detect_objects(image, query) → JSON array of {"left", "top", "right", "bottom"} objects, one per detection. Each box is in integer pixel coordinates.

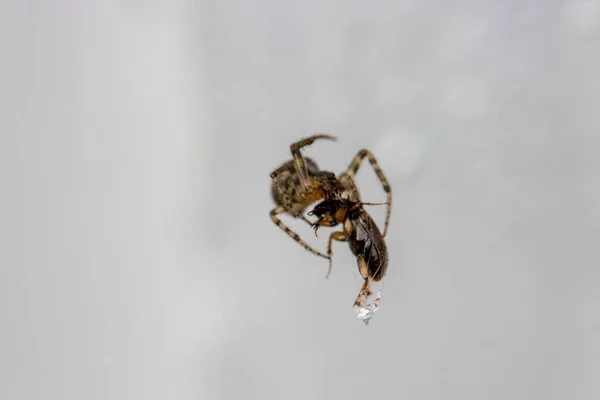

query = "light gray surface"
[{"left": 2, "top": 1, "right": 600, "bottom": 399}]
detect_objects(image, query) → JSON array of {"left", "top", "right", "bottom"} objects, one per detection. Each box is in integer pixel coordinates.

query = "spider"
[{"left": 269, "top": 135, "right": 392, "bottom": 315}]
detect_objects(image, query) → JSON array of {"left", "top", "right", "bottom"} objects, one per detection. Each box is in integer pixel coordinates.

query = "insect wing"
[{"left": 355, "top": 213, "right": 387, "bottom": 280}]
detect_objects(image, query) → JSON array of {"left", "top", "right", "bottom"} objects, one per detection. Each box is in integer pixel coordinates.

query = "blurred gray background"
[{"left": 2, "top": 1, "right": 600, "bottom": 399}]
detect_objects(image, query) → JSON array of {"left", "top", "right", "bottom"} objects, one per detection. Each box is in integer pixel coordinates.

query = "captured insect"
[{"left": 269, "top": 135, "right": 392, "bottom": 325}]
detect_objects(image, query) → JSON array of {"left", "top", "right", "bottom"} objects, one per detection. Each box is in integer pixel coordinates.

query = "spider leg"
[
  {"left": 339, "top": 173, "right": 360, "bottom": 202},
  {"left": 289, "top": 134, "right": 337, "bottom": 193},
  {"left": 270, "top": 206, "right": 329, "bottom": 259},
  {"left": 345, "top": 149, "right": 392, "bottom": 237},
  {"left": 326, "top": 230, "right": 348, "bottom": 279}
]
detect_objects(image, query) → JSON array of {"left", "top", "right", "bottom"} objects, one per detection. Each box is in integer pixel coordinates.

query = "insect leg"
[
  {"left": 345, "top": 149, "right": 392, "bottom": 237},
  {"left": 326, "top": 230, "right": 348, "bottom": 279},
  {"left": 355, "top": 255, "right": 384, "bottom": 306},
  {"left": 270, "top": 206, "right": 329, "bottom": 259},
  {"left": 354, "top": 275, "right": 372, "bottom": 307}
]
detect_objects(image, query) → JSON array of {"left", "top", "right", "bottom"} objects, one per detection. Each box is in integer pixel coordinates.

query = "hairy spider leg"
[
  {"left": 344, "top": 149, "right": 392, "bottom": 237},
  {"left": 339, "top": 173, "right": 361, "bottom": 202},
  {"left": 289, "top": 134, "right": 337, "bottom": 193},
  {"left": 270, "top": 205, "right": 329, "bottom": 259}
]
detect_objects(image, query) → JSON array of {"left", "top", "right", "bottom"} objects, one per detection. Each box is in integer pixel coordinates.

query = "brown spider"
[{"left": 269, "top": 135, "right": 392, "bottom": 316}]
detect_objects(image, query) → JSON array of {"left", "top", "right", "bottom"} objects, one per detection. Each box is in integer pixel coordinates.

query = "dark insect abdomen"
[{"left": 349, "top": 211, "right": 388, "bottom": 281}]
